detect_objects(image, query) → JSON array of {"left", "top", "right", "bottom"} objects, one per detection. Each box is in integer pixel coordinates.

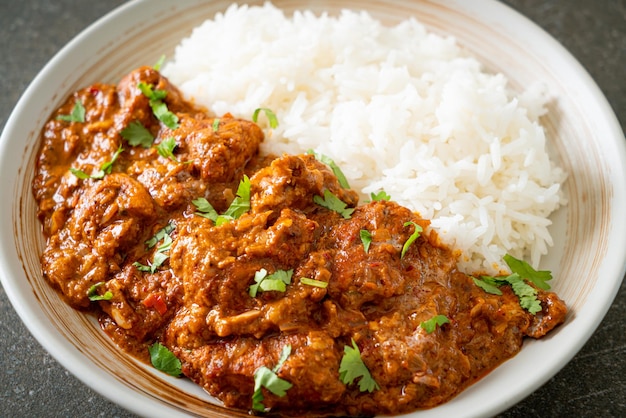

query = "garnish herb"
[
  {"left": 70, "top": 145, "right": 123, "bottom": 179},
  {"left": 252, "top": 107, "right": 279, "bottom": 129},
  {"left": 153, "top": 54, "right": 166, "bottom": 71},
  {"left": 192, "top": 176, "right": 251, "bottom": 225},
  {"left": 219, "top": 175, "right": 252, "bottom": 222},
  {"left": 504, "top": 253, "right": 552, "bottom": 290},
  {"left": 370, "top": 190, "right": 391, "bottom": 202},
  {"left": 156, "top": 137, "right": 179, "bottom": 162},
  {"left": 87, "top": 282, "right": 112, "bottom": 301},
  {"left": 57, "top": 99, "right": 85, "bottom": 123},
  {"left": 192, "top": 197, "right": 219, "bottom": 222},
  {"left": 313, "top": 189, "right": 354, "bottom": 219},
  {"left": 420, "top": 314, "right": 450, "bottom": 334},
  {"left": 252, "top": 345, "right": 293, "bottom": 412},
  {"left": 360, "top": 229, "right": 372, "bottom": 253},
  {"left": 145, "top": 222, "right": 176, "bottom": 249},
  {"left": 472, "top": 276, "right": 502, "bottom": 295},
  {"left": 339, "top": 339, "right": 379, "bottom": 393},
  {"left": 137, "top": 81, "right": 179, "bottom": 129},
  {"left": 300, "top": 277, "right": 328, "bottom": 289},
  {"left": 472, "top": 254, "right": 551, "bottom": 315},
  {"left": 307, "top": 150, "right": 350, "bottom": 189},
  {"left": 249, "top": 268, "right": 293, "bottom": 297},
  {"left": 148, "top": 342, "right": 182, "bottom": 377},
  {"left": 401, "top": 221, "right": 423, "bottom": 259},
  {"left": 134, "top": 226, "right": 174, "bottom": 273},
  {"left": 120, "top": 120, "right": 154, "bottom": 148},
  {"left": 212, "top": 118, "right": 220, "bottom": 132}
]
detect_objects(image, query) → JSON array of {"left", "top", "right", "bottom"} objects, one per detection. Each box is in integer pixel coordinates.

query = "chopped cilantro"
[
  {"left": 57, "top": 99, "right": 85, "bottom": 123},
  {"left": 360, "top": 229, "right": 372, "bottom": 253},
  {"left": 420, "top": 314, "right": 450, "bottom": 334},
  {"left": 401, "top": 221, "right": 423, "bottom": 259},
  {"left": 192, "top": 176, "right": 251, "bottom": 225},
  {"left": 138, "top": 82, "right": 167, "bottom": 101},
  {"left": 153, "top": 54, "right": 166, "bottom": 71},
  {"left": 252, "top": 345, "right": 292, "bottom": 412},
  {"left": 249, "top": 268, "right": 293, "bottom": 297},
  {"left": 252, "top": 107, "right": 279, "bottom": 129},
  {"left": 221, "top": 175, "right": 251, "bottom": 220},
  {"left": 300, "top": 277, "right": 328, "bottom": 289},
  {"left": 508, "top": 273, "right": 542, "bottom": 314},
  {"left": 120, "top": 120, "right": 154, "bottom": 148},
  {"left": 192, "top": 197, "right": 219, "bottom": 222},
  {"left": 307, "top": 150, "right": 350, "bottom": 189},
  {"left": 69, "top": 167, "right": 91, "bottom": 179},
  {"left": 137, "top": 82, "right": 179, "bottom": 129},
  {"left": 70, "top": 145, "right": 123, "bottom": 180},
  {"left": 370, "top": 190, "right": 391, "bottom": 201},
  {"left": 339, "top": 339, "right": 379, "bottom": 393},
  {"left": 156, "top": 137, "right": 178, "bottom": 161},
  {"left": 472, "top": 276, "right": 503, "bottom": 295},
  {"left": 472, "top": 253, "right": 550, "bottom": 315},
  {"left": 134, "top": 228, "right": 174, "bottom": 273},
  {"left": 148, "top": 343, "right": 182, "bottom": 377},
  {"left": 87, "top": 282, "right": 112, "bottom": 301},
  {"left": 212, "top": 118, "right": 220, "bottom": 132},
  {"left": 313, "top": 189, "right": 354, "bottom": 219},
  {"left": 145, "top": 222, "right": 175, "bottom": 249},
  {"left": 504, "top": 253, "right": 552, "bottom": 290}
]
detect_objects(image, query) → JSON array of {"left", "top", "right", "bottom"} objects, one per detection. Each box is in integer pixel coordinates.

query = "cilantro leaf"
[
  {"left": 97, "top": 145, "right": 124, "bottom": 177},
  {"left": 401, "top": 221, "right": 423, "bottom": 259},
  {"left": 471, "top": 253, "right": 552, "bottom": 315},
  {"left": 57, "top": 99, "right": 85, "bottom": 123},
  {"left": 339, "top": 339, "right": 379, "bottom": 393},
  {"left": 148, "top": 343, "right": 182, "bottom": 377},
  {"left": 252, "top": 345, "right": 293, "bottom": 412},
  {"left": 472, "top": 276, "right": 503, "bottom": 295},
  {"left": 87, "top": 282, "right": 112, "bottom": 301},
  {"left": 153, "top": 54, "right": 166, "bottom": 71},
  {"left": 222, "top": 175, "right": 251, "bottom": 219},
  {"left": 120, "top": 120, "right": 154, "bottom": 148},
  {"left": 504, "top": 253, "right": 552, "bottom": 290},
  {"left": 507, "top": 273, "right": 542, "bottom": 314},
  {"left": 156, "top": 137, "right": 178, "bottom": 161},
  {"left": 70, "top": 145, "right": 123, "bottom": 180},
  {"left": 138, "top": 82, "right": 167, "bottom": 101},
  {"left": 249, "top": 268, "right": 293, "bottom": 297},
  {"left": 370, "top": 190, "right": 391, "bottom": 201},
  {"left": 300, "top": 277, "right": 328, "bottom": 289},
  {"left": 420, "top": 314, "right": 450, "bottom": 334},
  {"left": 212, "top": 118, "right": 220, "bottom": 132},
  {"left": 192, "top": 198, "right": 219, "bottom": 222},
  {"left": 360, "top": 229, "right": 372, "bottom": 253},
  {"left": 69, "top": 167, "right": 91, "bottom": 179},
  {"left": 134, "top": 228, "right": 174, "bottom": 273},
  {"left": 314, "top": 189, "right": 354, "bottom": 219},
  {"left": 151, "top": 100, "right": 180, "bottom": 129},
  {"left": 307, "top": 149, "right": 350, "bottom": 189},
  {"left": 252, "top": 107, "right": 279, "bottom": 129},
  {"left": 137, "top": 82, "right": 179, "bottom": 129},
  {"left": 145, "top": 222, "right": 175, "bottom": 249}
]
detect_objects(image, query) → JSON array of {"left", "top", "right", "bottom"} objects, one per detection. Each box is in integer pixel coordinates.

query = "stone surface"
[{"left": 1, "top": 0, "right": 624, "bottom": 417}]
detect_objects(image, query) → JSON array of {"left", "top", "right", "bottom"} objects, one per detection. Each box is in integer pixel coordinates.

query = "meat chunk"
[{"left": 42, "top": 173, "right": 156, "bottom": 308}]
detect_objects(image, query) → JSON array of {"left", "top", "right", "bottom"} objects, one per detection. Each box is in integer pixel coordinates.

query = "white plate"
[{"left": 1, "top": 0, "right": 625, "bottom": 417}]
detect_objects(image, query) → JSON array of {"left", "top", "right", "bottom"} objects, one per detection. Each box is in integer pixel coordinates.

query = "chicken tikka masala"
[{"left": 32, "top": 66, "right": 566, "bottom": 416}]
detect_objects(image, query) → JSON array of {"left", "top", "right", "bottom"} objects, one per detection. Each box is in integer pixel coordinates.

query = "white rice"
[{"left": 162, "top": 2, "right": 567, "bottom": 275}]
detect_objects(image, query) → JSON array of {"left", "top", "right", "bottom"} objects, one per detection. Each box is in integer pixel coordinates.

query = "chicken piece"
[{"left": 41, "top": 173, "right": 157, "bottom": 308}]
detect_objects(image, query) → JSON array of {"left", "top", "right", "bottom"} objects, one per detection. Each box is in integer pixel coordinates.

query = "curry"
[{"left": 33, "top": 66, "right": 566, "bottom": 416}]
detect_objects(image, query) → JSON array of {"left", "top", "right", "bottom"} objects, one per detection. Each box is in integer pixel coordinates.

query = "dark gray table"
[{"left": 1, "top": 1, "right": 624, "bottom": 417}]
